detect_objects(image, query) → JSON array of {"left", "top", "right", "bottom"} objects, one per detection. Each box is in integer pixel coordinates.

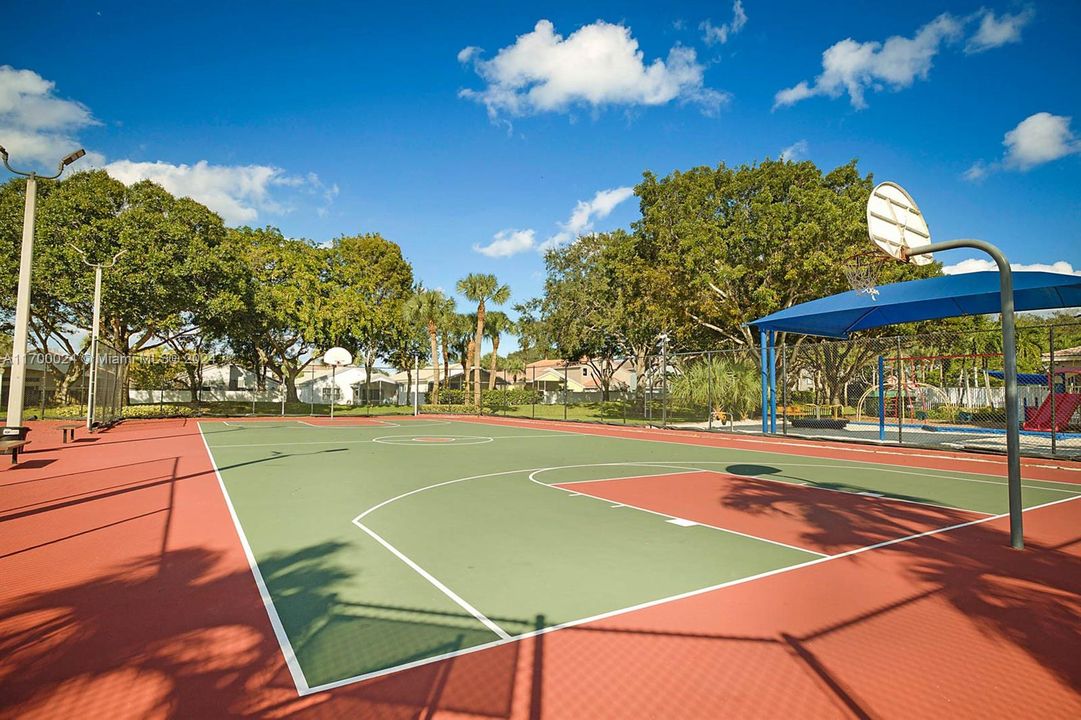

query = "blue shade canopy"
[
  {"left": 750, "top": 271, "right": 1081, "bottom": 339},
  {"left": 986, "top": 371, "right": 1065, "bottom": 385}
]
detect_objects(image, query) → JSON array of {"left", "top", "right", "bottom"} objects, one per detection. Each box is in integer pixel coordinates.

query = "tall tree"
[
  {"left": 483, "top": 310, "right": 515, "bottom": 389},
  {"left": 327, "top": 233, "right": 414, "bottom": 399},
  {"left": 634, "top": 158, "right": 937, "bottom": 350},
  {"left": 446, "top": 312, "right": 475, "bottom": 391},
  {"left": 1, "top": 170, "right": 238, "bottom": 401},
  {"left": 224, "top": 227, "right": 329, "bottom": 401},
  {"left": 456, "top": 273, "right": 510, "bottom": 405},
  {"left": 540, "top": 230, "right": 672, "bottom": 400},
  {"left": 403, "top": 288, "right": 453, "bottom": 403}
]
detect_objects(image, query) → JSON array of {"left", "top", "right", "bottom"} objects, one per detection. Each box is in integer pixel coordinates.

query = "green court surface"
[{"left": 197, "top": 418, "right": 1081, "bottom": 693}]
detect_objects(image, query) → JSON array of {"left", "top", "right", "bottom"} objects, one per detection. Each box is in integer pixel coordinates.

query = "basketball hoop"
[{"left": 842, "top": 249, "right": 889, "bottom": 300}]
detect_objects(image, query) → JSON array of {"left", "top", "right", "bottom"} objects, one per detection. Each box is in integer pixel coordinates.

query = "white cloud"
[
  {"left": 459, "top": 20, "right": 728, "bottom": 119},
  {"left": 779, "top": 140, "right": 808, "bottom": 161},
  {"left": 101, "top": 160, "right": 332, "bottom": 225},
  {"left": 942, "top": 258, "right": 1081, "bottom": 276},
  {"left": 774, "top": 13, "right": 963, "bottom": 109},
  {"left": 473, "top": 228, "right": 536, "bottom": 258},
  {"left": 1003, "top": 112, "right": 1080, "bottom": 170},
  {"left": 965, "top": 112, "right": 1081, "bottom": 180},
  {"left": 539, "top": 186, "right": 634, "bottom": 252},
  {"left": 963, "top": 160, "right": 991, "bottom": 182},
  {"left": 700, "top": 1, "right": 748, "bottom": 46},
  {"left": 457, "top": 46, "right": 482, "bottom": 63},
  {"left": 0, "top": 66, "right": 335, "bottom": 225},
  {"left": 0, "top": 65, "right": 102, "bottom": 168},
  {"left": 965, "top": 7, "right": 1034, "bottom": 54}
]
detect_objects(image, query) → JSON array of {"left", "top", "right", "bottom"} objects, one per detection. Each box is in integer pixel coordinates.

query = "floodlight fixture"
[{"left": 61, "top": 148, "right": 87, "bottom": 166}]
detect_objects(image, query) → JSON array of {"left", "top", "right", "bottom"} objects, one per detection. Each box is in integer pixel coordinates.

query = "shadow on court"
[{"left": 717, "top": 462, "right": 983, "bottom": 553}]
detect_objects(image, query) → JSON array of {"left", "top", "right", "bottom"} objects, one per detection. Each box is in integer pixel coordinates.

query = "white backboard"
[
  {"left": 323, "top": 346, "right": 353, "bottom": 366},
  {"left": 867, "top": 182, "right": 933, "bottom": 265}
]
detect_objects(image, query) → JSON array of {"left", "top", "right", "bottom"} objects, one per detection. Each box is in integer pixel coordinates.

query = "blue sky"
[{"left": 5, "top": 1, "right": 1080, "bottom": 351}]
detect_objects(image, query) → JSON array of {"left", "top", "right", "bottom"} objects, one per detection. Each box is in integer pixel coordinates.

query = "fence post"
[
  {"left": 781, "top": 344, "right": 788, "bottom": 435},
  {"left": 41, "top": 367, "right": 48, "bottom": 419},
  {"left": 563, "top": 363, "right": 568, "bottom": 421},
  {"left": 878, "top": 355, "right": 886, "bottom": 442},
  {"left": 1049, "top": 325, "right": 1056, "bottom": 455},
  {"left": 896, "top": 338, "right": 903, "bottom": 445},
  {"left": 309, "top": 364, "right": 315, "bottom": 416},
  {"left": 660, "top": 339, "right": 668, "bottom": 429},
  {"left": 707, "top": 350, "right": 713, "bottom": 431},
  {"left": 531, "top": 365, "right": 536, "bottom": 419}
]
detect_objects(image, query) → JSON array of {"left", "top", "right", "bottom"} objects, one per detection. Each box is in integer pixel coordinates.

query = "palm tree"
[
  {"left": 483, "top": 311, "right": 515, "bottom": 390},
  {"left": 438, "top": 298, "right": 458, "bottom": 388},
  {"left": 403, "top": 288, "right": 453, "bottom": 404},
  {"left": 456, "top": 273, "right": 511, "bottom": 405},
  {"left": 447, "top": 312, "right": 475, "bottom": 393}
]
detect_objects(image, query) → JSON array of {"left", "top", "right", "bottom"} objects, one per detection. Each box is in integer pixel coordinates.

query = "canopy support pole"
[
  {"left": 906, "top": 239, "right": 1023, "bottom": 549},
  {"left": 768, "top": 331, "right": 777, "bottom": 433},
  {"left": 760, "top": 330, "right": 768, "bottom": 434},
  {"left": 878, "top": 355, "right": 885, "bottom": 441}
]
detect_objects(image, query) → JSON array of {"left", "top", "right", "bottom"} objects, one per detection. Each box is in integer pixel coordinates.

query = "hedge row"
[{"left": 435, "top": 388, "right": 543, "bottom": 407}]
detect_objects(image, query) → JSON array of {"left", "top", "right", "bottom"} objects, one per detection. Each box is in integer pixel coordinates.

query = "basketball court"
[{"left": 5, "top": 414, "right": 1079, "bottom": 717}]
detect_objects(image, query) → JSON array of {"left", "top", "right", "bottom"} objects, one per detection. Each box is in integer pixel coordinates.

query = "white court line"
[
  {"left": 457, "top": 416, "right": 1081, "bottom": 491},
  {"left": 538, "top": 462, "right": 997, "bottom": 517},
  {"left": 528, "top": 466, "right": 828, "bottom": 557},
  {"left": 308, "top": 489, "right": 1081, "bottom": 696},
  {"left": 197, "top": 424, "right": 310, "bottom": 695},
  {"left": 452, "top": 415, "right": 1081, "bottom": 475},
  {"left": 695, "top": 465, "right": 995, "bottom": 516},
  {"left": 351, "top": 520, "right": 511, "bottom": 641},
  {"left": 213, "top": 433, "right": 589, "bottom": 449}
]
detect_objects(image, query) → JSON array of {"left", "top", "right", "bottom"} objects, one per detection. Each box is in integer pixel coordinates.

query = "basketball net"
[{"left": 843, "top": 250, "right": 887, "bottom": 300}]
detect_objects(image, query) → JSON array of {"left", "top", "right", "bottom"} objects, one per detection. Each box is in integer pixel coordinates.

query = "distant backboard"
[{"left": 323, "top": 347, "right": 353, "bottom": 366}]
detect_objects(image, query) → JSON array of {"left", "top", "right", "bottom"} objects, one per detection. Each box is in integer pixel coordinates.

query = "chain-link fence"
[
  {"left": 5, "top": 322, "right": 1078, "bottom": 455},
  {"left": 768, "top": 323, "right": 1081, "bottom": 458},
  {"left": 451, "top": 322, "right": 1081, "bottom": 460}
]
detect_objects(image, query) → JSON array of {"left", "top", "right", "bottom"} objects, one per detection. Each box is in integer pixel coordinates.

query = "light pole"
[
  {"left": 70, "top": 245, "right": 126, "bottom": 430},
  {"left": 1, "top": 146, "right": 86, "bottom": 436},
  {"left": 659, "top": 333, "right": 669, "bottom": 428}
]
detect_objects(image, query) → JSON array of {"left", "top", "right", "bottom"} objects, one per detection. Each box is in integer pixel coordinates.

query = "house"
[
  {"left": 199, "top": 363, "right": 281, "bottom": 392},
  {"left": 295, "top": 364, "right": 398, "bottom": 405},
  {"left": 390, "top": 365, "right": 511, "bottom": 404},
  {"left": 524, "top": 359, "right": 636, "bottom": 404}
]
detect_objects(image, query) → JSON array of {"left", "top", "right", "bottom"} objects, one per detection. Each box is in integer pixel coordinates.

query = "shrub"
[
  {"left": 480, "top": 388, "right": 542, "bottom": 410},
  {"left": 436, "top": 387, "right": 542, "bottom": 408},
  {"left": 122, "top": 404, "right": 196, "bottom": 419},
  {"left": 421, "top": 404, "right": 477, "bottom": 415},
  {"left": 436, "top": 389, "right": 467, "bottom": 405}
]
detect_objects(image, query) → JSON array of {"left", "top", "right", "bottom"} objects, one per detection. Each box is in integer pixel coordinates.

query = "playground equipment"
[
  {"left": 855, "top": 374, "right": 950, "bottom": 423},
  {"left": 1023, "top": 393, "right": 1081, "bottom": 431}
]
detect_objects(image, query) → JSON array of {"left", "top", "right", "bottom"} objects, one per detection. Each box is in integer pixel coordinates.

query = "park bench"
[
  {"left": 0, "top": 439, "right": 29, "bottom": 465},
  {"left": 59, "top": 423, "right": 80, "bottom": 443}
]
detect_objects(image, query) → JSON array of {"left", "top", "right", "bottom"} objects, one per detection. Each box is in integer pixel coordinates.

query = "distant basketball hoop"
[{"left": 322, "top": 347, "right": 352, "bottom": 420}]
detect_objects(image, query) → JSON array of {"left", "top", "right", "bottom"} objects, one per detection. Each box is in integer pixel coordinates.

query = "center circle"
[{"left": 372, "top": 434, "right": 494, "bottom": 446}]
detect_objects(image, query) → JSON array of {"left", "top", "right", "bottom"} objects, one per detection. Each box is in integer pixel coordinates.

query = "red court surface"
[
  {"left": 554, "top": 470, "right": 988, "bottom": 555},
  {"left": 1, "top": 417, "right": 1080, "bottom": 719}
]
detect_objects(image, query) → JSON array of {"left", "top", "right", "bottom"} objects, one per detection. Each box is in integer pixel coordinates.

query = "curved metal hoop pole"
[{"left": 904, "top": 238, "right": 1023, "bottom": 549}]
